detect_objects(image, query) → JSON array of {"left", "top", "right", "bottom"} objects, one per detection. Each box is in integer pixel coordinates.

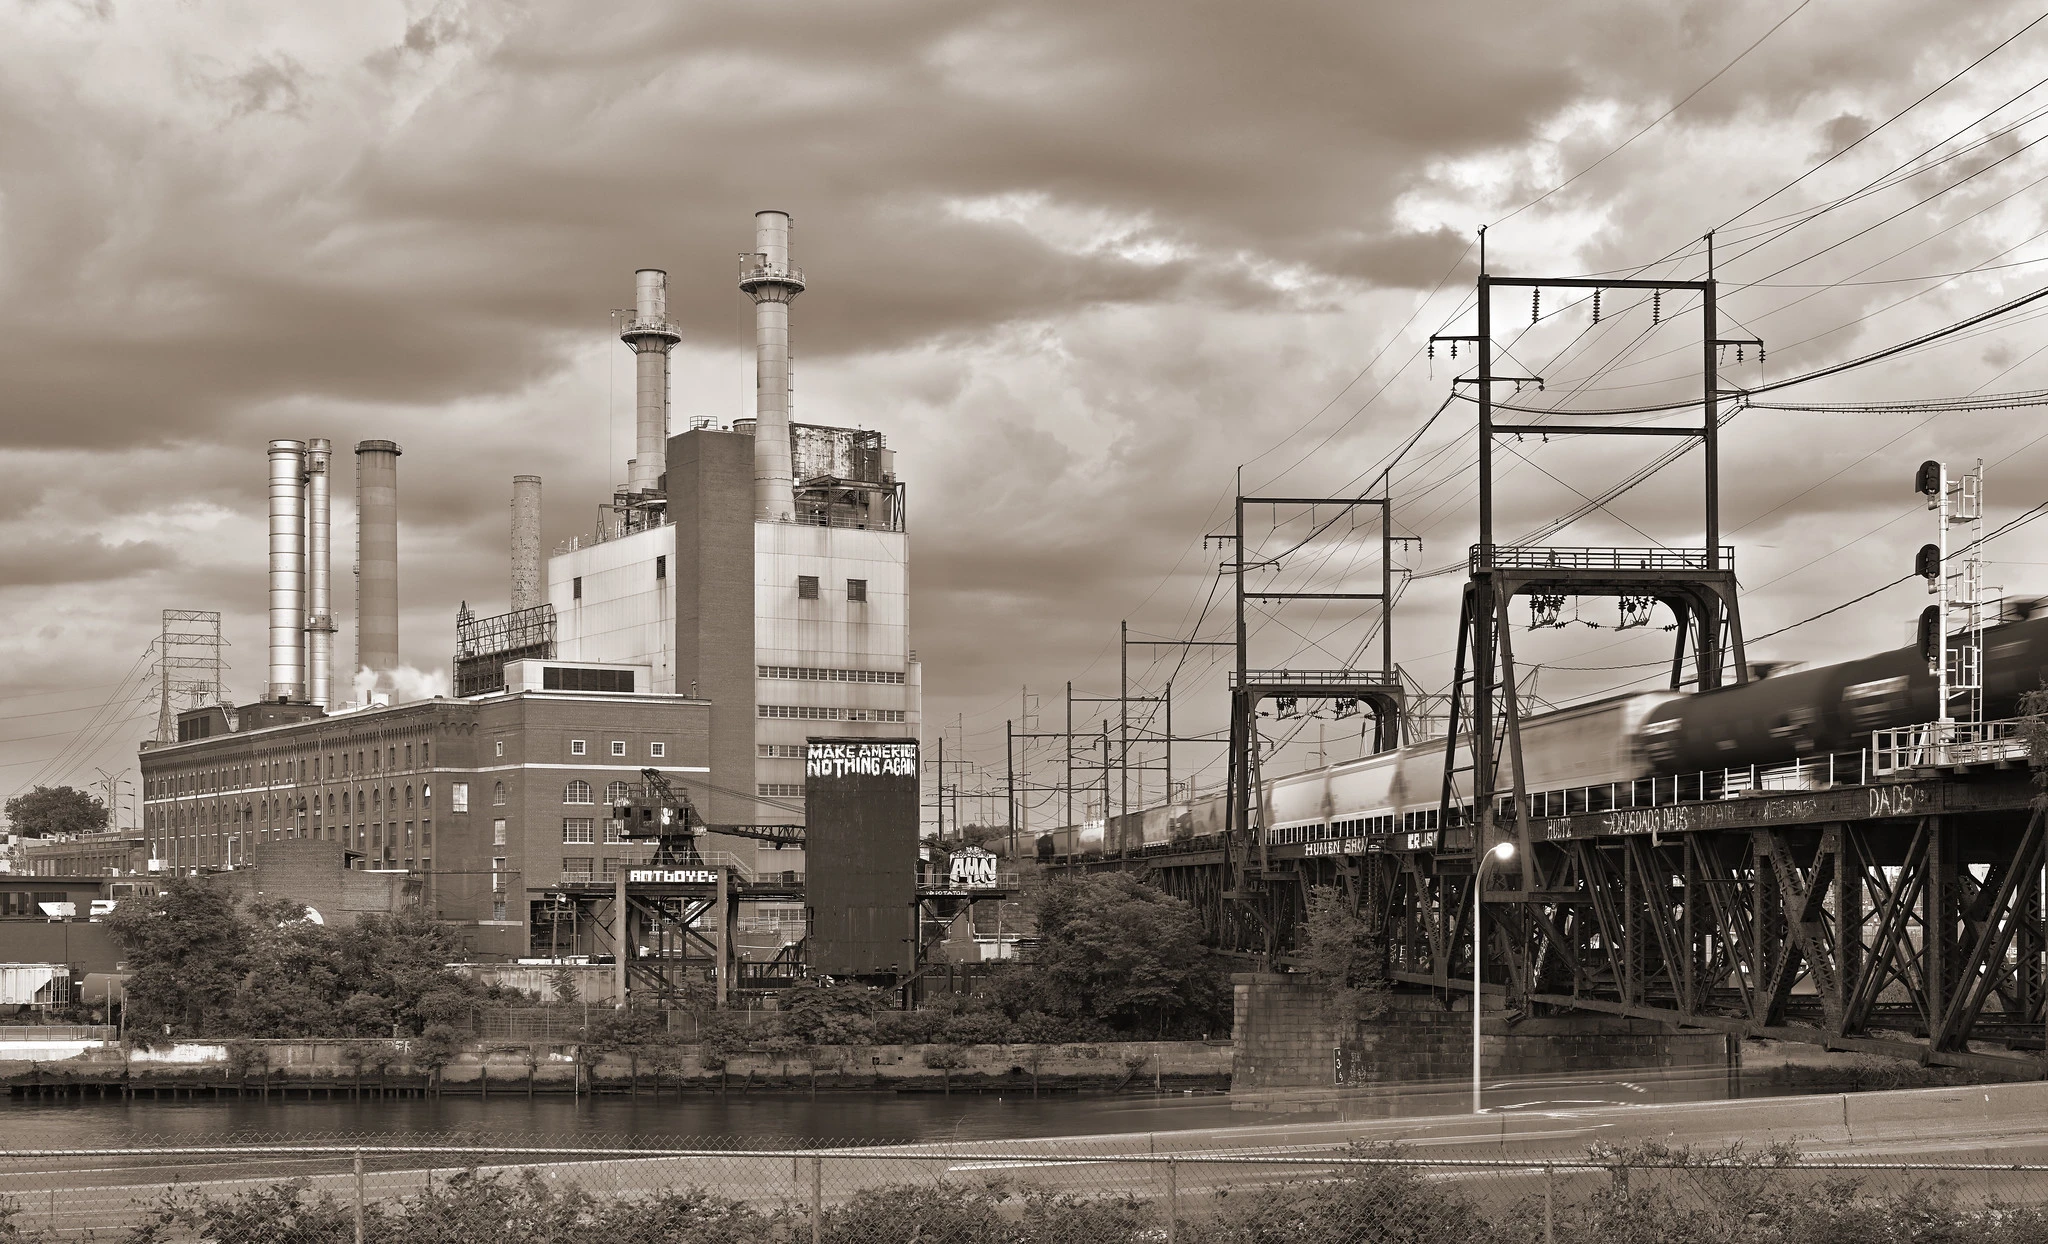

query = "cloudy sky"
[{"left": 5, "top": 0, "right": 2048, "bottom": 828}]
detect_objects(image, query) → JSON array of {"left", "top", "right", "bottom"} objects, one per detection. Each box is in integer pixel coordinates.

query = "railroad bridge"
[{"left": 1070, "top": 742, "right": 2048, "bottom": 1076}]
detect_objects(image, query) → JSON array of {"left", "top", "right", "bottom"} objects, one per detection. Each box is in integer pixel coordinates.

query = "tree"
[
  {"left": 1298, "top": 884, "right": 1390, "bottom": 1028},
  {"left": 103, "top": 879, "right": 251, "bottom": 1043},
  {"left": 4, "top": 785, "right": 108, "bottom": 838},
  {"left": 1028, "top": 874, "right": 1228, "bottom": 1037}
]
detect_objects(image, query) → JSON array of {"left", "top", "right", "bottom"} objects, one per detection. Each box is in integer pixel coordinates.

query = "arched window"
[
  {"left": 373, "top": 789, "right": 382, "bottom": 812},
  {"left": 605, "top": 781, "right": 630, "bottom": 804},
  {"left": 492, "top": 781, "right": 507, "bottom": 807},
  {"left": 405, "top": 785, "right": 415, "bottom": 810},
  {"left": 564, "top": 780, "right": 593, "bottom": 805},
  {"left": 342, "top": 791, "right": 351, "bottom": 814}
]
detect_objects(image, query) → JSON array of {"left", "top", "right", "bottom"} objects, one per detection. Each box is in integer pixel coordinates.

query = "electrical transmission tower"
[{"left": 155, "top": 610, "right": 227, "bottom": 742}]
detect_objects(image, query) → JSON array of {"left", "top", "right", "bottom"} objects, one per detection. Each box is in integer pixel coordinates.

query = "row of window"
[
  {"left": 757, "top": 665, "right": 904, "bottom": 684},
  {"left": 563, "top": 739, "right": 666, "bottom": 758},
  {"left": 149, "top": 742, "right": 429, "bottom": 799},
  {"left": 147, "top": 782, "right": 436, "bottom": 831},
  {"left": 561, "top": 780, "right": 640, "bottom": 806},
  {"left": 795, "top": 576, "right": 868, "bottom": 602},
  {"left": 758, "top": 743, "right": 807, "bottom": 758},
  {"left": 758, "top": 705, "right": 906, "bottom": 722},
  {"left": 758, "top": 783, "right": 805, "bottom": 797}
]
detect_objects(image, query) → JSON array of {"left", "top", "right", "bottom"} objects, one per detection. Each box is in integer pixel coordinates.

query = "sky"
[{"left": 4, "top": 0, "right": 2048, "bottom": 830}]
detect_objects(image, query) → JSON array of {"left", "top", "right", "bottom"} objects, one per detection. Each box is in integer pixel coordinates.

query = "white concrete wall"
[
  {"left": 753, "top": 523, "right": 916, "bottom": 854},
  {"left": 548, "top": 526, "right": 676, "bottom": 693}
]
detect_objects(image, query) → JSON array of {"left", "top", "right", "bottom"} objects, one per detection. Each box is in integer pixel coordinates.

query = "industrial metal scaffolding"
[{"left": 154, "top": 609, "right": 226, "bottom": 742}]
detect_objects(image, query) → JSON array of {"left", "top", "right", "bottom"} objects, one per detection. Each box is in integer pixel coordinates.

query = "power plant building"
[
  {"left": 547, "top": 211, "right": 922, "bottom": 873},
  {"left": 137, "top": 210, "right": 919, "bottom": 965}
]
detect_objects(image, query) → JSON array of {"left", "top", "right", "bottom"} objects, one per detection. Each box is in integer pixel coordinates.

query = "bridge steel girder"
[{"left": 1074, "top": 792, "right": 2048, "bottom": 1074}]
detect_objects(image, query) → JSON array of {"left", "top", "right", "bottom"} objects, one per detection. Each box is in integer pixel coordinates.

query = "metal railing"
[
  {"left": 1470, "top": 544, "right": 1735, "bottom": 573},
  {"left": 4, "top": 1138, "right": 2047, "bottom": 1243},
  {"left": 738, "top": 259, "right": 805, "bottom": 286},
  {"left": 1872, "top": 715, "right": 2037, "bottom": 775}
]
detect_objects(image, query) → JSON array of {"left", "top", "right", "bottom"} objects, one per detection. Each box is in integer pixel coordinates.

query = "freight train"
[{"left": 1036, "top": 611, "right": 2048, "bottom": 862}]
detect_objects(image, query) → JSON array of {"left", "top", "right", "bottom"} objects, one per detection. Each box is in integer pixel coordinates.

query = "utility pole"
[
  {"left": 1006, "top": 720, "right": 1016, "bottom": 860},
  {"left": 1120, "top": 620, "right": 1130, "bottom": 822},
  {"left": 935, "top": 733, "right": 944, "bottom": 842},
  {"left": 1065, "top": 681, "right": 1074, "bottom": 828}
]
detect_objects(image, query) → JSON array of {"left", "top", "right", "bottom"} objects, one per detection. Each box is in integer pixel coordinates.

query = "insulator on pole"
[{"left": 1592, "top": 289, "right": 1601, "bottom": 323}]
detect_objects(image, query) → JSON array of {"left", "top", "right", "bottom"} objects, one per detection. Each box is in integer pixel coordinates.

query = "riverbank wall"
[
  {"left": 1231, "top": 973, "right": 1735, "bottom": 1107},
  {"left": 1, "top": 1037, "right": 1232, "bottom": 1097}
]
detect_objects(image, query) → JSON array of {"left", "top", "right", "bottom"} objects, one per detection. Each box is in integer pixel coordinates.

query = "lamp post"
[{"left": 1473, "top": 839, "right": 1516, "bottom": 1114}]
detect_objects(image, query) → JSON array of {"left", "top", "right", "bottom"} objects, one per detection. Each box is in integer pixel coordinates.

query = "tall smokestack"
[
  {"left": 621, "top": 270, "right": 681, "bottom": 494},
  {"left": 739, "top": 210, "right": 803, "bottom": 521},
  {"left": 510, "top": 474, "right": 543, "bottom": 612},
  {"left": 266, "top": 439, "right": 307, "bottom": 702},
  {"left": 354, "top": 440, "right": 402, "bottom": 695},
  {"left": 304, "top": 438, "right": 335, "bottom": 708}
]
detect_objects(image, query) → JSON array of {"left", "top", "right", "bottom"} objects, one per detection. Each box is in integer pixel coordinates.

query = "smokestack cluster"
[
  {"left": 355, "top": 440, "right": 403, "bottom": 695},
  {"left": 621, "top": 270, "right": 681, "bottom": 495},
  {"left": 510, "top": 474, "right": 543, "bottom": 612},
  {"left": 264, "top": 438, "right": 339, "bottom": 706},
  {"left": 740, "top": 209, "right": 804, "bottom": 522}
]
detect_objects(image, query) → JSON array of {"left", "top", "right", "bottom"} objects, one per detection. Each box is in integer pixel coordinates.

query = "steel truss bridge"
[{"left": 1071, "top": 757, "right": 2048, "bottom": 1076}]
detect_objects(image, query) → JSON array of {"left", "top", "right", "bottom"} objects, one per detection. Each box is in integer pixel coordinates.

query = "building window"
[
  {"left": 562, "top": 857, "right": 594, "bottom": 883},
  {"left": 564, "top": 781, "right": 593, "bottom": 805},
  {"left": 649, "top": 742, "right": 665, "bottom": 758},
  {"left": 492, "top": 781, "right": 507, "bottom": 806},
  {"left": 563, "top": 819, "right": 595, "bottom": 845},
  {"left": 797, "top": 575, "right": 819, "bottom": 600},
  {"left": 491, "top": 858, "right": 506, "bottom": 892},
  {"left": 602, "top": 857, "right": 624, "bottom": 881},
  {"left": 655, "top": 555, "right": 666, "bottom": 580},
  {"left": 573, "top": 576, "right": 583, "bottom": 601},
  {"left": 759, "top": 743, "right": 806, "bottom": 758},
  {"left": 450, "top": 783, "right": 467, "bottom": 813},
  {"left": 610, "top": 740, "right": 626, "bottom": 757},
  {"left": 405, "top": 745, "right": 413, "bottom": 768},
  {"left": 570, "top": 739, "right": 586, "bottom": 756},
  {"left": 605, "top": 781, "right": 630, "bottom": 804},
  {"left": 494, "top": 740, "right": 505, "bottom": 758},
  {"left": 405, "top": 785, "right": 415, "bottom": 810},
  {"left": 758, "top": 783, "right": 805, "bottom": 798},
  {"left": 493, "top": 900, "right": 508, "bottom": 920},
  {"left": 493, "top": 819, "right": 507, "bottom": 846},
  {"left": 758, "top": 665, "right": 905, "bottom": 684},
  {"left": 847, "top": 578, "right": 867, "bottom": 603}
]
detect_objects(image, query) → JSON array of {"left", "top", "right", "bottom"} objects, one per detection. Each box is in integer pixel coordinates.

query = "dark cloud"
[
  {"left": 0, "top": 535, "right": 175, "bottom": 587},
  {"left": 2, "top": 0, "right": 2046, "bottom": 794}
]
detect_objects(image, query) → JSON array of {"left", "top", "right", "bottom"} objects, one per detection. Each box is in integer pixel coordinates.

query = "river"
[{"left": 7, "top": 1064, "right": 1827, "bottom": 1149}]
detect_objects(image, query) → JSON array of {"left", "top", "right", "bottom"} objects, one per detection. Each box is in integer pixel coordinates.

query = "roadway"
[{"left": 8, "top": 1079, "right": 2048, "bottom": 1236}]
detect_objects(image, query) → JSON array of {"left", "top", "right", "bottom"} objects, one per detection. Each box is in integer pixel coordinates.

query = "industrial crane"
[{"left": 612, "top": 768, "right": 806, "bottom": 865}]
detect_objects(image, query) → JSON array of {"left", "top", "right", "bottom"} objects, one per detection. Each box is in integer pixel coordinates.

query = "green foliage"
[
  {"left": 105, "top": 878, "right": 501, "bottom": 1042},
  {"left": 1025, "top": 873, "right": 1229, "bottom": 1037},
  {"left": 103, "top": 878, "right": 251, "bottom": 1043},
  {"left": 2, "top": 784, "right": 107, "bottom": 839},
  {"left": 549, "top": 965, "right": 581, "bottom": 1004},
  {"left": 1297, "top": 884, "right": 1390, "bottom": 1028}
]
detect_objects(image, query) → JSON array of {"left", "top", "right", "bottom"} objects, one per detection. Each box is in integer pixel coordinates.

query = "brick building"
[{"left": 138, "top": 659, "right": 714, "bottom": 956}]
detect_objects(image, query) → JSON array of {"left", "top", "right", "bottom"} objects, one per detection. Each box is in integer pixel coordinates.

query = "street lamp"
[{"left": 1474, "top": 838, "right": 1516, "bottom": 1114}]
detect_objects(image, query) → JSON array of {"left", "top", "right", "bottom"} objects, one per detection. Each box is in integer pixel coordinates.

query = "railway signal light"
[
  {"left": 1915, "top": 460, "right": 1944, "bottom": 501},
  {"left": 1917, "top": 605, "right": 1942, "bottom": 668},
  {"left": 1916, "top": 543, "right": 1941, "bottom": 591}
]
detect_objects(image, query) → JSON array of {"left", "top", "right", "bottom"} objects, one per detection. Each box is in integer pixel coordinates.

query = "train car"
[{"left": 1640, "top": 614, "right": 2048, "bottom": 773}]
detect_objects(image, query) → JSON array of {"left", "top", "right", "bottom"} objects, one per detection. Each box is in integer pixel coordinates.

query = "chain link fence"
[{"left": 2, "top": 1134, "right": 2047, "bottom": 1241}]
